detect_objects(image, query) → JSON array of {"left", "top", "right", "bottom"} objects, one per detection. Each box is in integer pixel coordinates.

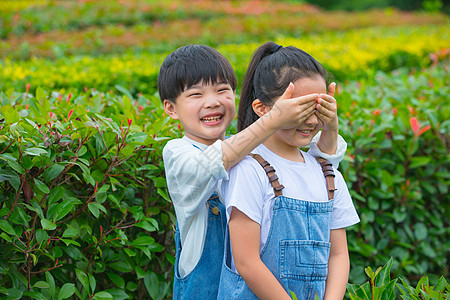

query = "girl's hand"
[
  {"left": 268, "top": 82, "right": 318, "bottom": 130},
  {"left": 316, "top": 82, "right": 338, "bottom": 132}
]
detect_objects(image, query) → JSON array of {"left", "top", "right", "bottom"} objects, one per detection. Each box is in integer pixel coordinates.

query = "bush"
[
  {"left": 338, "top": 63, "right": 449, "bottom": 284},
  {"left": 347, "top": 258, "right": 449, "bottom": 299},
  {"left": 0, "top": 88, "right": 177, "bottom": 299}
]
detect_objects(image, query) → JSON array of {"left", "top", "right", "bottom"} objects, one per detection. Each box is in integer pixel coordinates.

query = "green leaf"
[
  {"left": 47, "top": 186, "right": 65, "bottom": 205},
  {"left": 35, "top": 229, "right": 48, "bottom": 242},
  {"left": 44, "top": 164, "right": 65, "bottom": 181},
  {"left": 89, "top": 274, "right": 96, "bottom": 294},
  {"left": 88, "top": 202, "right": 99, "bottom": 218},
  {"left": 55, "top": 200, "right": 75, "bottom": 221},
  {"left": 144, "top": 272, "right": 159, "bottom": 300},
  {"left": 135, "top": 221, "right": 157, "bottom": 232},
  {"left": 115, "top": 85, "right": 134, "bottom": 101},
  {"left": 7, "top": 159, "right": 24, "bottom": 174},
  {"left": 409, "top": 156, "right": 431, "bottom": 169},
  {"left": 34, "top": 178, "right": 50, "bottom": 194},
  {"left": 36, "top": 86, "right": 46, "bottom": 100},
  {"left": 0, "top": 232, "right": 12, "bottom": 242},
  {"left": 58, "top": 283, "right": 75, "bottom": 300},
  {"left": 78, "top": 145, "right": 87, "bottom": 156},
  {"left": 23, "top": 291, "right": 46, "bottom": 300},
  {"left": 93, "top": 291, "right": 113, "bottom": 300},
  {"left": 64, "top": 245, "right": 83, "bottom": 260},
  {"left": 413, "top": 223, "right": 428, "bottom": 240},
  {"left": 41, "top": 219, "right": 57, "bottom": 231},
  {"left": 130, "top": 236, "right": 155, "bottom": 247},
  {"left": 109, "top": 261, "right": 132, "bottom": 273},
  {"left": 25, "top": 147, "right": 48, "bottom": 156},
  {"left": 45, "top": 271, "right": 56, "bottom": 298},
  {"left": 375, "top": 258, "right": 393, "bottom": 287},
  {"left": 6, "top": 288, "right": 23, "bottom": 299},
  {"left": 62, "top": 227, "right": 78, "bottom": 238},
  {"left": 60, "top": 238, "right": 81, "bottom": 247},
  {"left": 75, "top": 269, "right": 90, "bottom": 294},
  {"left": 8, "top": 175, "right": 21, "bottom": 191},
  {"left": 107, "top": 272, "right": 125, "bottom": 288},
  {"left": 0, "top": 219, "right": 16, "bottom": 235},
  {"left": 435, "top": 276, "right": 447, "bottom": 292},
  {"left": 103, "top": 289, "right": 129, "bottom": 300},
  {"left": 34, "top": 281, "right": 50, "bottom": 289},
  {"left": 21, "top": 156, "right": 34, "bottom": 170}
]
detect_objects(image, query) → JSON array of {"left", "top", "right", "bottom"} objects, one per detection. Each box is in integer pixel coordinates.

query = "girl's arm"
[
  {"left": 229, "top": 207, "right": 291, "bottom": 300},
  {"left": 315, "top": 82, "right": 339, "bottom": 155},
  {"left": 324, "top": 228, "right": 350, "bottom": 300},
  {"left": 222, "top": 83, "right": 318, "bottom": 170}
]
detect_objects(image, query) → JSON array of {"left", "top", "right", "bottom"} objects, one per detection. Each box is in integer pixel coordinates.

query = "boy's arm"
[
  {"left": 230, "top": 208, "right": 291, "bottom": 300},
  {"left": 324, "top": 228, "right": 349, "bottom": 300},
  {"left": 222, "top": 83, "right": 318, "bottom": 170},
  {"left": 163, "top": 140, "right": 226, "bottom": 217}
]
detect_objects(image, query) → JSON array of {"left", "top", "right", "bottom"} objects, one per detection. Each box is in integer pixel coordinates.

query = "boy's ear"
[
  {"left": 252, "top": 99, "right": 270, "bottom": 117},
  {"left": 163, "top": 100, "right": 179, "bottom": 120}
]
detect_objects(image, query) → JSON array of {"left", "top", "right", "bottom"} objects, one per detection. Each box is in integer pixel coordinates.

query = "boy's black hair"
[
  {"left": 157, "top": 44, "right": 237, "bottom": 103},
  {"left": 238, "top": 41, "right": 330, "bottom": 132}
]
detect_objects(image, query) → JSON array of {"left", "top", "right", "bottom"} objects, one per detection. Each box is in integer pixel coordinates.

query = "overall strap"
[
  {"left": 251, "top": 154, "right": 285, "bottom": 197},
  {"left": 316, "top": 158, "right": 336, "bottom": 200}
]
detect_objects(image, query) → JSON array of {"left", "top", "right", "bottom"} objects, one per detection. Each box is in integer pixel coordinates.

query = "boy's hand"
[
  {"left": 316, "top": 82, "right": 338, "bottom": 132},
  {"left": 269, "top": 82, "right": 317, "bottom": 130}
]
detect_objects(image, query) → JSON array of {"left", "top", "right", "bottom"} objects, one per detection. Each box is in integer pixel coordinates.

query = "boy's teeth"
[
  {"left": 202, "top": 116, "right": 221, "bottom": 122},
  {"left": 298, "top": 130, "right": 311, "bottom": 133}
]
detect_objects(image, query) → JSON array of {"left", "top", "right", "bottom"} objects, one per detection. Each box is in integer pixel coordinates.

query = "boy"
[{"left": 157, "top": 44, "right": 346, "bottom": 299}]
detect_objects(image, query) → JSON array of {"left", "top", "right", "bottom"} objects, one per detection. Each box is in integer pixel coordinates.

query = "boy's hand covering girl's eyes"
[
  {"left": 315, "top": 82, "right": 339, "bottom": 132},
  {"left": 268, "top": 82, "right": 317, "bottom": 130}
]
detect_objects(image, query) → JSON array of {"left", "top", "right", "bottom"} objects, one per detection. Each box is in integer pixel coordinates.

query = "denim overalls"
[
  {"left": 217, "top": 155, "right": 335, "bottom": 300},
  {"left": 172, "top": 193, "right": 226, "bottom": 299}
]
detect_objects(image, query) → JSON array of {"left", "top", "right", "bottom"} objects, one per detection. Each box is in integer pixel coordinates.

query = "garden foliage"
[
  {"left": 0, "top": 62, "right": 448, "bottom": 299},
  {"left": 0, "top": 1, "right": 449, "bottom": 299}
]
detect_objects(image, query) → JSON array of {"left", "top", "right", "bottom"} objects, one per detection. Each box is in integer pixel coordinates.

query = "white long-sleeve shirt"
[{"left": 163, "top": 132, "right": 347, "bottom": 277}]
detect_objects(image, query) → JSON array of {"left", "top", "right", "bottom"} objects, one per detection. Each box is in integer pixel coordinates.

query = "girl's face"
[{"left": 272, "top": 77, "right": 326, "bottom": 149}]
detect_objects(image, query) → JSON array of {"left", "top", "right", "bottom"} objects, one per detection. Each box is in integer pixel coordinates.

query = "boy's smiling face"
[{"left": 164, "top": 81, "right": 236, "bottom": 145}]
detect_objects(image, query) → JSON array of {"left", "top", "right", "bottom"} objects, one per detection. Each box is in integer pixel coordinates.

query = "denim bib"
[
  {"left": 172, "top": 193, "right": 226, "bottom": 299},
  {"left": 217, "top": 155, "right": 334, "bottom": 300}
]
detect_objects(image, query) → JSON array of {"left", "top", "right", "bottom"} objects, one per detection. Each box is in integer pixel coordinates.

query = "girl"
[{"left": 217, "top": 42, "right": 360, "bottom": 300}]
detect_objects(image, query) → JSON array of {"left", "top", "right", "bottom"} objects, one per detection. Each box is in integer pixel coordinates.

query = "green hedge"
[{"left": 0, "top": 63, "right": 448, "bottom": 299}]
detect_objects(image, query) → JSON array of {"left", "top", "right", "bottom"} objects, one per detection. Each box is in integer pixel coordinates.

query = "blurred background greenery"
[{"left": 0, "top": 0, "right": 448, "bottom": 299}]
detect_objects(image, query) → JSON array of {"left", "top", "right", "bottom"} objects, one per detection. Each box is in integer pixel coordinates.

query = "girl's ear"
[
  {"left": 252, "top": 99, "right": 270, "bottom": 117},
  {"left": 163, "top": 100, "right": 179, "bottom": 120}
]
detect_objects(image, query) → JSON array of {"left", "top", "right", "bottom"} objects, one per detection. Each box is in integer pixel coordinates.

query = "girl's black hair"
[
  {"left": 238, "top": 41, "right": 329, "bottom": 132},
  {"left": 158, "top": 44, "right": 237, "bottom": 103}
]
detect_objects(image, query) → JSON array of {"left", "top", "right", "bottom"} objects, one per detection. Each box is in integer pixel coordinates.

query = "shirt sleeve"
[
  {"left": 163, "top": 139, "right": 228, "bottom": 219},
  {"left": 307, "top": 131, "right": 347, "bottom": 169},
  {"left": 221, "top": 157, "right": 268, "bottom": 225},
  {"left": 330, "top": 169, "right": 360, "bottom": 230}
]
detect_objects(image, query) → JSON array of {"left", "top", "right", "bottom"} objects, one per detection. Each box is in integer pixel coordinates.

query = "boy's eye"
[
  {"left": 218, "top": 87, "right": 231, "bottom": 92},
  {"left": 188, "top": 93, "right": 202, "bottom": 97}
]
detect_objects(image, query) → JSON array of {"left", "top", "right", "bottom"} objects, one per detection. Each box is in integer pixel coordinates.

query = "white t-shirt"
[
  {"left": 163, "top": 132, "right": 348, "bottom": 277},
  {"left": 221, "top": 144, "right": 360, "bottom": 270}
]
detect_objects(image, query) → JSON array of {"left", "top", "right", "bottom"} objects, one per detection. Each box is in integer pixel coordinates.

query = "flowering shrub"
[
  {"left": 1, "top": 24, "right": 448, "bottom": 95},
  {"left": 0, "top": 88, "right": 177, "bottom": 299},
  {"left": 0, "top": 61, "right": 448, "bottom": 298},
  {"left": 0, "top": 2, "right": 447, "bottom": 59},
  {"left": 337, "top": 63, "right": 449, "bottom": 284}
]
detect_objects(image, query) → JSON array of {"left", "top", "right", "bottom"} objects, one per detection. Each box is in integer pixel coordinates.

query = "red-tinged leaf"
[
  {"left": 409, "top": 117, "right": 420, "bottom": 134},
  {"left": 68, "top": 109, "right": 74, "bottom": 121},
  {"left": 416, "top": 124, "right": 431, "bottom": 137}
]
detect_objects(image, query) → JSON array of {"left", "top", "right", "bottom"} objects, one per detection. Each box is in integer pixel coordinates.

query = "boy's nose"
[{"left": 204, "top": 96, "right": 221, "bottom": 108}]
